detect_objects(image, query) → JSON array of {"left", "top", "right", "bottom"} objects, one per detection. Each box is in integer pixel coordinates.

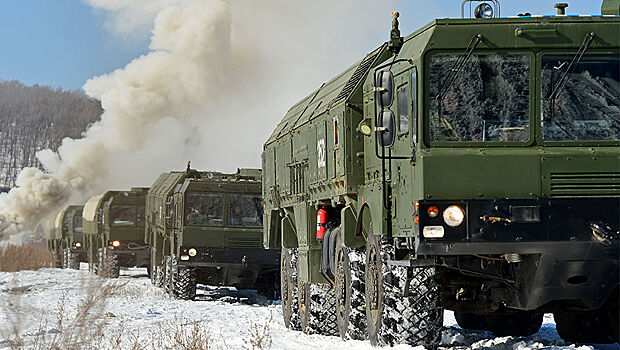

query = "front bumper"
[
  {"left": 178, "top": 247, "right": 280, "bottom": 268},
  {"left": 106, "top": 241, "right": 150, "bottom": 267},
  {"left": 420, "top": 240, "right": 619, "bottom": 311}
]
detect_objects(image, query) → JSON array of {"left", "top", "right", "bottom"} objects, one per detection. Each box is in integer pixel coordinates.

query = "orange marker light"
[
  {"left": 427, "top": 206, "right": 439, "bottom": 218},
  {"left": 414, "top": 215, "right": 419, "bottom": 224}
]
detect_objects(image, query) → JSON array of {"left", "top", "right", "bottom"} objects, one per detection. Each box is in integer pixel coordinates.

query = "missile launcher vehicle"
[
  {"left": 146, "top": 165, "right": 280, "bottom": 300},
  {"left": 83, "top": 187, "right": 150, "bottom": 278},
  {"left": 263, "top": 1, "right": 619, "bottom": 347},
  {"left": 47, "top": 205, "right": 85, "bottom": 269}
]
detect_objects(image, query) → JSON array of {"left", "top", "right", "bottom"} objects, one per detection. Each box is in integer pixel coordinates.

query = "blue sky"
[{"left": 0, "top": 0, "right": 604, "bottom": 91}]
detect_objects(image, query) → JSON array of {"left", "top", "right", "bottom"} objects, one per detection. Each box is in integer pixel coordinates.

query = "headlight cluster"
[
  {"left": 180, "top": 247, "right": 197, "bottom": 261},
  {"left": 421, "top": 204, "right": 465, "bottom": 239},
  {"left": 74, "top": 242, "right": 82, "bottom": 248}
]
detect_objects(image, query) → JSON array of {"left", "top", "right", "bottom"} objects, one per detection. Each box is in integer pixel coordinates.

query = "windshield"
[
  {"left": 111, "top": 205, "right": 136, "bottom": 226},
  {"left": 542, "top": 54, "right": 620, "bottom": 141},
  {"left": 185, "top": 193, "right": 224, "bottom": 226},
  {"left": 73, "top": 215, "right": 83, "bottom": 233},
  {"left": 429, "top": 54, "right": 530, "bottom": 142},
  {"left": 228, "top": 194, "right": 263, "bottom": 227}
]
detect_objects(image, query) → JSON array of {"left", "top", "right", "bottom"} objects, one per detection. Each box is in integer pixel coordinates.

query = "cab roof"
[{"left": 265, "top": 45, "right": 387, "bottom": 146}]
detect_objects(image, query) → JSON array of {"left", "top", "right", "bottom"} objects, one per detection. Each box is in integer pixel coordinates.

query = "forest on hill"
[{"left": 0, "top": 80, "right": 102, "bottom": 187}]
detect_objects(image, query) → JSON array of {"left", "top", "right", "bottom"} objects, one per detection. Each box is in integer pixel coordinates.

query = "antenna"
[{"left": 388, "top": 12, "right": 403, "bottom": 55}]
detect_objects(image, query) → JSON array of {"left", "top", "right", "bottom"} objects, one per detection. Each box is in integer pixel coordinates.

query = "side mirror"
[
  {"left": 375, "top": 71, "right": 394, "bottom": 108},
  {"left": 377, "top": 110, "right": 396, "bottom": 147}
]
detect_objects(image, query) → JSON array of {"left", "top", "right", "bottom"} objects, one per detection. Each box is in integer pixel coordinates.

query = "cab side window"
[{"left": 397, "top": 86, "right": 409, "bottom": 133}]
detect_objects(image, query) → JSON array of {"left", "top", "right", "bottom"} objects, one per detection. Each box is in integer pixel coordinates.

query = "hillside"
[{"left": 0, "top": 80, "right": 102, "bottom": 187}]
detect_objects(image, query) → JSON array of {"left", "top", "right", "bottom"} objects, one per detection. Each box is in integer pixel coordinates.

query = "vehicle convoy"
[
  {"left": 263, "top": 1, "right": 619, "bottom": 347},
  {"left": 47, "top": 205, "right": 86, "bottom": 269},
  {"left": 83, "top": 187, "right": 150, "bottom": 278},
  {"left": 146, "top": 165, "right": 280, "bottom": 300}
]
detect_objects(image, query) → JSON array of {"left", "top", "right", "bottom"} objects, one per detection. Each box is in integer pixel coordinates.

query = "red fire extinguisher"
[{"left": 316, "top": 208, "right": 328, "bottom": 240}]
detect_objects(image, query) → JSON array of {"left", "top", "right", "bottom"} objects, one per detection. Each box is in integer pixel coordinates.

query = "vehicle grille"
[
  {"left": 549, "top": 172, "right": 620, "bottom": 197},
  {"left": 228, "top": 236, "right": 261, "bottom": 248}
]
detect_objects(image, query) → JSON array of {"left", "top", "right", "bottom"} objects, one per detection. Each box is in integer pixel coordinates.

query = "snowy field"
[{"left": 1, "top": 265, "right": 618, "bottom": 350}]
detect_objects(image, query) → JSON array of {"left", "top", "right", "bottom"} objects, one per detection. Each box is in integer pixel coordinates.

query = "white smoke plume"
[{"left": 0, "top": 0, "right": 410, "bottom": 238}]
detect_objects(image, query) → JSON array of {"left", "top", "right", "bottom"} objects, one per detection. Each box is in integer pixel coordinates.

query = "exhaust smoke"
[{"left": 0, "top": 0, "right": 401, "bottom": 239}]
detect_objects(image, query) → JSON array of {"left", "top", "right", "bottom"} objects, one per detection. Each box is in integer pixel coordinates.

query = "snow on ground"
[{"left": 0, "top": 266, "right": 618, "bottom": 350}]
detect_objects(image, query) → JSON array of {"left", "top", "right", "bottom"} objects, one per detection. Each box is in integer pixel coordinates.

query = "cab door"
[{"left": 391, "top": 67, "right": 417, "bottom": 234}]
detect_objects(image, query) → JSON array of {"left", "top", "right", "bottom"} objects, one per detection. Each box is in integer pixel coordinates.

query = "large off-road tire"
[
  {"left": 173, "top": 266, "right": 197, "bottom": 300},
  {"left": 298, "top": 280, "right": 339, "bottom": 336},
  {"left": 66, "top": 249, "right": 80, "bottom": 270},
  {"left": 454, "top": 311, "right": 488, "bottom": 331},
  {"left": 164, "top": 256, "right": 175, "bottom": 297},
  {"left": 334, "top": 230, "right": 367, "bottom": 340},
  {"left": 555, "top": 309, "right": 619, "bottom": 344},
  {"left": 365, "top": 234, "right": 443, "bottom": 348},
  {"left": 484, "top": 311, "right": 543, "bottom": 336},
  {"left": 281, "top": 248, "right": 301, "bottom": 330},
  {"left": 61, "top": 248, "right": 68, "bottom": 269},
  {"left": 151, "top": 254, "right": 164, "bottom": 287},
  {"left": 98, "top": 247, "right": 120, "bottom": 278}
]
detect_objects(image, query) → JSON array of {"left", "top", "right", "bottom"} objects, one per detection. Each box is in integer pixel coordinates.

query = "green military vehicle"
[
  {"left": 47, "top": 205, "right": 85, "bottom": 269},
  {"left": 263, "top": 1, "right": 619, "bottom": 346},
  {"left": 146, "top": 165, "right": 280, "bottom": 300},
  {"left": 83, "top": 187, "right": 150, "bottom": 278}
]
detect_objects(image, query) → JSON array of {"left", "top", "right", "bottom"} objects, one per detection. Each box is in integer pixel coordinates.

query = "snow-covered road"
[{"left": 1, "top": 266, "right": 618, "bottom": 349}]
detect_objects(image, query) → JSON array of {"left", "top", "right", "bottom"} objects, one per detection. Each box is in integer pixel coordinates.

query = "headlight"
[
  {"left": 443, "top": 205, "right": 465, "bottom": 227},
  {"left": 474, "top": 3, "right": 494, "bottom": 18},
  {"left": 111, "top": 240, "right": 120, "bottom": 247},
  {"left": 188, "top": 248, "right": 197, "bottom": 257},
  {"left": 74, "top": 242, "right": 82, "bottom": 248}
]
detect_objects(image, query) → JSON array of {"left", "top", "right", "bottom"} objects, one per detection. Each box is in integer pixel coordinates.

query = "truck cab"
[
  {"left": 147, "top": 167, "right": 280, "bottom": 300},
  {"left": 83, "top": 188, "right": 150, "bottom": 278},
  {"left": 263, "top": 1, "right": 619, "bottom": 346}
]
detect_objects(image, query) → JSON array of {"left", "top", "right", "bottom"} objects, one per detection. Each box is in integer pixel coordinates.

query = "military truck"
[
  {"left": 146, "top": 166, "right": 280, "bottom": 300},
  {"left": 47, "top": 205, "right": 85, "bottom": 269},
  {"left": 83, "top": 187, "right": 150, "bottom": 278},
  {"left": 263, "top": 1, "right": 619, "bottom": 346}
]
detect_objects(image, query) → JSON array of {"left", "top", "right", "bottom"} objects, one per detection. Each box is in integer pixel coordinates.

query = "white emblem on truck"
[{"left": 317, "top": 138, "right": 326, "bottom": 168}]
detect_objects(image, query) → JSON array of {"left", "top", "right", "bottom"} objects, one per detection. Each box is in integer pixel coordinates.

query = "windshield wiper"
[
  {"left": 435, "top": 34, "right": 483, "bottom": 102},
  {"left": 434, "top": 34, "right": 483, "bottom": 141},
  {"left": 549, "top": 32, "right": 596, "bottom": 124}
]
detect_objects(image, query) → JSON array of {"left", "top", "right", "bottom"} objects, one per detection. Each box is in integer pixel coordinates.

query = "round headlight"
[
  {"left": 188, "top": 248, "right": 197, "bottom": 257},
  {"left": 443, "top": 205, "right": 465, "bottom": 227},
  {"left": 75, "top": 242, "right": 82, "bottom": 248},
  {"left": 111, "top": 240, "right": 120, "bottom": 247},
  {"left": 474, "top": 3, "right": 494, "bottom": 18}
]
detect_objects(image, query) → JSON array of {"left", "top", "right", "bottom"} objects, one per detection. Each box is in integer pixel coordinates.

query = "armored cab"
[
  {"left": 47, "top": 205, "right": 85, "bottom": 269},
  {"left": 83, "top": 187, "right": 150, "bottom": 278},
  {"left": 263, "top": 2, "right": 619, "bottom": 346},
  {"left": 146, "top": 166, "right": 280, "bottom": 300}
]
